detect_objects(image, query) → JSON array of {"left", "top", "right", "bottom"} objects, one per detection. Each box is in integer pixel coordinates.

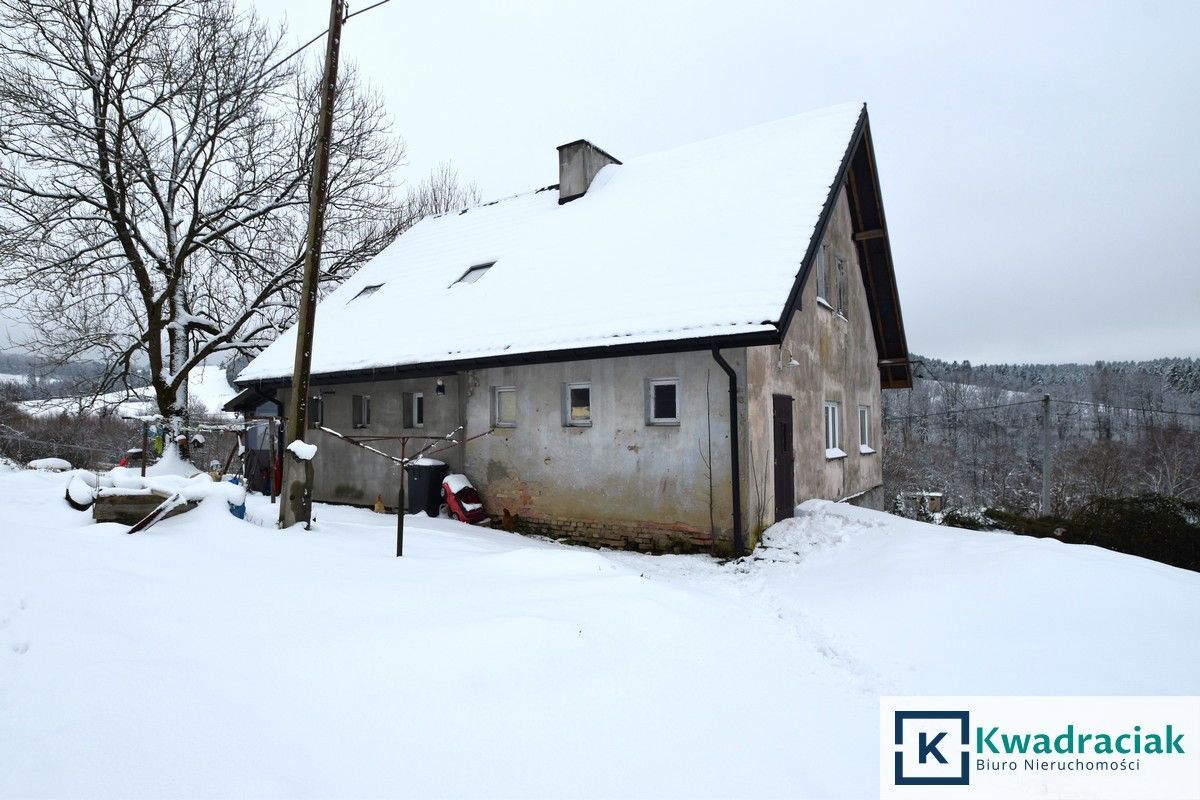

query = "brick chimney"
[{"left": 556, "top": 140, "right": 621, "bottom": 204}]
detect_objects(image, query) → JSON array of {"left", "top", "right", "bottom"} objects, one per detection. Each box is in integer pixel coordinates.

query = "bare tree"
[
  {"left": 0, "top": 0, "right": 403, "bottom": 437},
  {"left": 396, "top": 161, "right": 481, "bottom": 232}
]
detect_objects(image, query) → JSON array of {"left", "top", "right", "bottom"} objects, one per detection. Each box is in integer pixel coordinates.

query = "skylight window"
[
  {"left": 349, "top": 284, "right": 383, "bottom": 303},
  {"left": 451, "top": 262, "right": 494, "bottom": 287}
]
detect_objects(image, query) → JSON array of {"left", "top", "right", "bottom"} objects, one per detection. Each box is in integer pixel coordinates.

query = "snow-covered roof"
[{"left": 239, "top": 103, "right": 868, "bottom": 384}]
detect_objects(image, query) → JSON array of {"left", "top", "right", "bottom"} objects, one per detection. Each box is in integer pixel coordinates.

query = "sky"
[{"left": 5, "top": 0, "right": 1197, "bottom": 365}]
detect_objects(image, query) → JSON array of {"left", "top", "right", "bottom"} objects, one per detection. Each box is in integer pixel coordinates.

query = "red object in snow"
[{"left": 442, "top": 474, "right": 487, "bottom": 525}]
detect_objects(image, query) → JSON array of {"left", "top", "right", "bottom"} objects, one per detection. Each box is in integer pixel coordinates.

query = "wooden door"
[{"left": 772, "top": 394, "right": 795, "bottom": 523}]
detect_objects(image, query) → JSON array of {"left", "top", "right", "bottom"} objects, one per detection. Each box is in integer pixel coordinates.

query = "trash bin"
[{"left": 403, "top": 458, "right": 449, "bottom": 516}]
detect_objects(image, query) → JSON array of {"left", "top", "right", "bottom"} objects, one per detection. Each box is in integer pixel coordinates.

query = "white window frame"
[
  {"left": 824, "top": 401, "right": 845, "bottom": 459},
  {"left": 646, "top": 378, "right": 680, "bottom": 426},
  {"left": 858, "top": 404, "right": 876, "bottom": 454},
  {"left": 563, "top": 382, "right": 592, "bottom": 427},
  {"left": 492, "top": 386, "right": 517, "bottom": 428}
]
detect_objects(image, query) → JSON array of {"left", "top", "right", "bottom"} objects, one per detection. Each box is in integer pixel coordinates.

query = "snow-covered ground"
[
  {"left": 16, "top": 362, "right": 237, "bottom": 419},
  {"left": 0, "top": 469, "right": 1196, "bottom": 799}
]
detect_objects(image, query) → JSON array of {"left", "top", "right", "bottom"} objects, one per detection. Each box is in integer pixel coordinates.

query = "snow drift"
[{"left": 0, "top": 470, "right": 1196, "bottom": 799}]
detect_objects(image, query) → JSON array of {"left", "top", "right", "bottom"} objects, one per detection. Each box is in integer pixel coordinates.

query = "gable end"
[{"left": 778, "top": 107, "right": 911, "bottom": 389}]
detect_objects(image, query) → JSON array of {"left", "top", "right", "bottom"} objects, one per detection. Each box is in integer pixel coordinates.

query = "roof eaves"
[{"left": 235, "top": 327, "right": 780, "bottom": 391}]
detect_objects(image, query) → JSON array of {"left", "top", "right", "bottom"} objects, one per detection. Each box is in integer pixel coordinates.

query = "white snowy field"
[{"left": 1, "top": 467, "right": 1197, "bottom": 799}]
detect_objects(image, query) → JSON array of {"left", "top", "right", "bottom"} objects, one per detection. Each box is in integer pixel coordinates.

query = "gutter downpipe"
[{"left": 711, "top": 347, "right": 745, "bottom": 555}]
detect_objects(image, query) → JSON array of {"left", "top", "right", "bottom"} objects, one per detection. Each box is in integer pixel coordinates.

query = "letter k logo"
[
  {"left": 893, "top": 710, "right": 971, "bottom": 786},
  {"left": 918, "top": 731, "right": 948, "bottom": 764}
]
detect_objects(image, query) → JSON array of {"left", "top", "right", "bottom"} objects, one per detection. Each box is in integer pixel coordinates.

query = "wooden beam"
[{"left": 853, "top": 228, "right": 886, "bottom": 242}]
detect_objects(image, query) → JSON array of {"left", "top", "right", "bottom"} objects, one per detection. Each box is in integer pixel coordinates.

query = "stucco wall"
[
  {"left": 463, "top": 350, "right": 747, "bottom": 554},
  {"left": 276, "top": 350, "right": 750, "bottom": 554},
  {"left": 278, "top": 375, "right": 465, "bottom": 508},
  {"left": 745, "top": 186, "right": 884, "bottom": 527}
]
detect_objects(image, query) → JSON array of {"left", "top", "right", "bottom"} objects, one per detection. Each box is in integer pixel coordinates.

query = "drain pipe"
[{"left": 711, "top": 347, "right": 745, "bottom": 555}]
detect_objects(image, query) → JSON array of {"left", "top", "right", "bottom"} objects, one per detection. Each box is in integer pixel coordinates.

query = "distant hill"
[
  {"left": 906, "top": 355, "right": 1200, "bottom": 409},
  {"left": 882, "top": 355, "right": 1200, "bottom": 516}
]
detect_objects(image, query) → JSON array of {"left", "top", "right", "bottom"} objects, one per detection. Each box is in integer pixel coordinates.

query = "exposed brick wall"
[{"left": 514, "top": 512, "right": 721, "bottom": 555}]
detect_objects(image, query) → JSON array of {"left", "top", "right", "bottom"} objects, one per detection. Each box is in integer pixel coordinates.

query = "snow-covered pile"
[
  {"left": 61, "top": 449, "right": 240, "bottom": 512},
  {"left": 27, "top": 457, "right": 72, "bottom": 471},
  {"left": 0, "top": 472, "right": 1196, "bottom": 798},
  {"left": 96, "top": 471, "right": 245, "bottom": 505}
]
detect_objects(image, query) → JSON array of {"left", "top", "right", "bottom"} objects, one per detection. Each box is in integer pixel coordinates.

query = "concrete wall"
[
  {"left": 745, "top": 186, "right": 884, "bottom": 529},
  {"left": 278, "top": 375, "right": 466, "bottom": 508},
  {"left": 462, "top": 350, "right": 747, "bottom": 554},
  {"left": 275, "top": 351, "right": 750, "bottom": 554}
]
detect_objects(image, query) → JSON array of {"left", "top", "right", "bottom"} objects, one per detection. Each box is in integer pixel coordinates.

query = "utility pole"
[
  {"left": 279, "top": 0, "right": 346, "bottom": 529},
  {"left": 1041, "top": 394, "right": 1052, "bottom": 515}
]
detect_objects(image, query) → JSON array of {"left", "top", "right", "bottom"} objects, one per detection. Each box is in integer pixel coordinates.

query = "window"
[
  {"left": 349, "top": 284, "right": 382, "bottom": 303},
  {"left": 835, "top": 257, "right": 848, "bottom": 318},
  {"left": 815, "top": 244, "right": 829, "bottom": 303},
  {"left": 824, "top": 401, "right": 845, "bottom": 458},
  {"left": 563, "top": 382, "right": 591, "bottom": 427},
  {"left": 493, "top": 386, "right": 517, "bottom": 427},
  {"left": 352, "top": 394, "right": 371, "bottom": 428},
  {"left": 402, "top": 392, "right": 424, "bottom": 428},
  {"left": 450, "top": 262, "right": 494, "bottom": 287},
  {"left": 858, "top": 405, "right": 875, "bottom": 454},
  {"left": 647, "top": 378, "right": 679, "bottom": 425},
  {"left": 309, "top": 395, "right": 324, "bottom": 430}
]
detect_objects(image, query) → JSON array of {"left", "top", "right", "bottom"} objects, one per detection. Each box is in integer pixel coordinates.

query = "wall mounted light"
[{"left": 436, "top": 378, "right": 446, "bottom": 396}]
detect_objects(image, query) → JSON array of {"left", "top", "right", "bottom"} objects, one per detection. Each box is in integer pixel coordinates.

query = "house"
[{"left": 231, "top": 102, "right": 911, "bottom": 556}]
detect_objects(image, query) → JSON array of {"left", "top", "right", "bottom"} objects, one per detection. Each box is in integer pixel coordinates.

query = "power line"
[
  {"left": 884, "top": 398, "right": 1043, "bottom": 423},
  {"left": 1052, "top": 398, "right": 1200, "bottom": 418},
  {"left": 263, "top": 0, "right": 394, "bottom": 77},
  {"left": 0, "top": 433, "right": 129, "bottom": 455},
  {"left": 265, "top": 29, "right": 330, "bottom": 77},
  {"left": 345, "top": 0, "right": 393, "bottom": 22}
]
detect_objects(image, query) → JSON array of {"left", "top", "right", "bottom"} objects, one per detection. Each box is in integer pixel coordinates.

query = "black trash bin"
[{"left": 404, "top": 458, "right": 449, "bottom": 516}]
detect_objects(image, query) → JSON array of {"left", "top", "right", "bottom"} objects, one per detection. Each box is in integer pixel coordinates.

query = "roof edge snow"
[{"left": 236, "top": 326, "right": 778, "bottom": 391}]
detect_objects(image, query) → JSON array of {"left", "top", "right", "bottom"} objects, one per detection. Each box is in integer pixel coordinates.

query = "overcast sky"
[{"left": 7, "top": 1, "right": 1196, "bottom": 365}]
